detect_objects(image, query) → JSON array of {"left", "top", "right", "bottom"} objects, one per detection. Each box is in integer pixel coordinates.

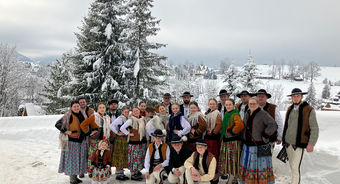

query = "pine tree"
[
  {"left": 239, "top": 52, "right": 260, "bottom": 92},
  {"left": 125, "top": 0, "right": 167, "bottom": 104},
  {"left": 42, "top": 53, "right": 73, "bottom": 114},
  {"left": 322, "top": 83, "right": 331, "bottom": 99},
  {"left": 223, "top": 64, "right": 240, "bottom": 99},
  {"left": 69, "top": 0, "right": 131, "bottom": 106},
  {"left": 306, "top": 82, "right": 318, "bottom": 108}
]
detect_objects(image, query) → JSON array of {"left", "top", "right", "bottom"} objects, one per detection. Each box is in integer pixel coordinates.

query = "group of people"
[{"left": 56, "top": 88, "right": 319, "bottom": 184}]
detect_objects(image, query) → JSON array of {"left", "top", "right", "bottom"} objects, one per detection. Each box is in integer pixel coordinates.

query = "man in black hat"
[
  {"left": 184, "top": 139, "right": 218, "bottom": 184},
  {"left": 155, "top": 93, "right": 173, "bottom": 115},
  {"left": 145, "top": 129, "right": 170, "bottom": 184},
  {"left": 256, "top": 89, "right": 284, "bottom": 145},
  {"left": 107, "top": 98, "right": 120, "bottom": 123},
  {"left": 180, "top": 91, "right": 193, "bottom": 117},
  {"left": 217, "top": 89, "right": 229, "bottom": 120},
  {"left": 235, "top": 90, "right": 253, "bottom": 120},
  {"left": 282, "top": 88, "right": 319, "bottom": 184},
  {"left": 167, "top": 135, "right": 193, "bottom": 184}
]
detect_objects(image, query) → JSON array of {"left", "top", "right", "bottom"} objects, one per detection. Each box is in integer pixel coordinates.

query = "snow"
[
  {"left": 104, "top": 23, "right": 112, "bottom": 40},
  {"left": 134, "top": 49, "right": 140, "bottom": 78},
  {"left": 0, "top": 112, "right": 340, "bottom": 184},
  {"left": 24, "top": 103, "right": 45, "bottom": 116}
]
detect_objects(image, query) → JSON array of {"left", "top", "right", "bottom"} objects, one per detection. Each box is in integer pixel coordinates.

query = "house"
[{"left": 19, "top": 103, "right": 46, "bottom": 116}]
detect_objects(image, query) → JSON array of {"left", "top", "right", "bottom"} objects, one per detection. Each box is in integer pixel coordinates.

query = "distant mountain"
[{"left": 14, "top": 52, "right": 34, "bottom": 62}]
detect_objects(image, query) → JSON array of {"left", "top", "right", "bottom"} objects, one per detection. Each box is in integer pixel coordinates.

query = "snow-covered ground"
[{"left": 0, "top": 111, "right": 339, "bottom": 184}]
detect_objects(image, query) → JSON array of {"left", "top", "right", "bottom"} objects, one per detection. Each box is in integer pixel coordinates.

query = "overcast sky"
[{"left": 1, "top": 0, "right": 339, "bottom": 66}]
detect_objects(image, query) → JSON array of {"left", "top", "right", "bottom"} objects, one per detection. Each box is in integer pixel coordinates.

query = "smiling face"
[
  {"left": 153, "top": 136, "right": 163, "bottom": 145},
  {"left": 71, "top": 103, "right": 80, "bottom": 113},
  {"left": 248, "top": 98, "right": 259, "bottom": 111},
  {"left": 122, "top": 109, "right": 130, "bottom": 118},
  {"left": 159, "top": 105, "right": 167, "bottom": 115},
  {"left": 225, "top": 100, "right": 234, "bottom": 112},
  {"left": 171, "top": 142, "right": 183, "bottom": 152},
  {"left": 189, "top": 104, "right": 199, "bottom": 114},
  {"left": 171, "top": 104, "right": 180, "bottom": 114},
  {"left": 139, "top": 102, "right": 146, "bottom": 111},
  {"left": 79, "top": 99, "right": 87, "bottom": 109},
  {"left": 163, "top": 97, "right": 171, "bottom": 105},
  {"left": 196, "top": 144, "right": 207, "bottom": 155},
  {"left": 132, "top": 107, "right": 140, "bottom": 117},
  {"left": 100, "top": 141, "right": 108, "bottom": 150},
  {"left": 208, "top": 100, "right": 217, "bottom": 111},
  {"left": 97, "top": 104, "right": 106, "bottom": 114}
]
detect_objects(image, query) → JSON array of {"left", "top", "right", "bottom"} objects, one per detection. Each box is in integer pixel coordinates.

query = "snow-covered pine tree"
[
  {"left": 125, "top": 0, "right": 167, "bottom": 104},
  {"left": 42, "top": 53, "right": 73, "bottom": 114},
  {"left": 70, "top": 0, "right": 130, "bottom": 106},
  {"left": 306, "top": 82, "right": 318, "bottom": 108},
  {"left": 322, "top": 83, "right": 331, "bottom": 99},
  {"left": 223, "top": 64, "right": 240, "bottom": 99},
  {"left": 239, "top": 52, "right": 260, "bottom": 92}
]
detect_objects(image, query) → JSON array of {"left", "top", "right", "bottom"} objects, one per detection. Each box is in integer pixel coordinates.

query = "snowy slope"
[{"left": 0, "top": 112, "right": 340, "bottom": 184}]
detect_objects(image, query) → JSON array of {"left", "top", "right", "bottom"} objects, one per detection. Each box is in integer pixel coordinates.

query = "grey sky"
[{"left": 1, "top": 0, "right": 339, "bottom": 66}]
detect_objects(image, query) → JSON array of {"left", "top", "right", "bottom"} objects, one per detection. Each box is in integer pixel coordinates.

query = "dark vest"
[{"left": 282, "top": 101, "right": 313, "bottom": 148}]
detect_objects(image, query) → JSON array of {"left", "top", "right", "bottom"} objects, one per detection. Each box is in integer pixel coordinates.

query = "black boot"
[
  {"left": 69, "top": 175, "right": 78, "bottom": 184},
  {"left": 75, "top": 176, "right": 82, "bottom": 183}
]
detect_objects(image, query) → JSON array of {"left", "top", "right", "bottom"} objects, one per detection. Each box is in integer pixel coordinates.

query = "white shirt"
[
  {"left": 239, "top": 104, "right": 247, "bottom": 120},
  {"left": 183, "top": 104, "right": 190, "bottom": 117},
  {"left": 109, "top": 116, "right": 125, "bottom": 134},
  {"left": 220, "top": 105, "right": 225, "bottom": 120},
  {"left": 120, "top": 119, "right": 133, "bottom": 136},
  {"left": 168, "top": 116, "right": 191, "bottom": 137},
  {"left": 144, "top": 142, "right": 170, "bottom": 172},
  {"left": 110, "top": 111, "right": 118, "bottom": 123}
]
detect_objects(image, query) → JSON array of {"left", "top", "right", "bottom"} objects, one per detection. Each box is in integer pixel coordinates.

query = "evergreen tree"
[
  {"left": 322, "top": 83, "right": 331, "bottom": 99},
  {"left": 223, "top": 64, "right": 240, "bottom": 99},
  {"left": 239, "top": 52, "right": 260, "bottom": 92},
  {"left": 70, "top": 0, "right": 130, "bottom": 106},
  {"left": 125, "top": 0, "right": 167, "bottom": 104},
  {"left": 306, "top": 82, "right": 318, "bottom": 108},
  {"left": 42, "top": 53, "right": 73, "bottom": 114}
]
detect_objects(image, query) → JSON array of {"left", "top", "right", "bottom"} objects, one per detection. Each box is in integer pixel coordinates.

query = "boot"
[
  {"left": 75, "top": 176, "right": 83, "bottom": 183},
  {"left": 70, "top": 175, "right": 78, "bottom": 184}
]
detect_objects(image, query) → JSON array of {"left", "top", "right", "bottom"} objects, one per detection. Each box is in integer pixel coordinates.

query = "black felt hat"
[
  {"left": 181, "top": 91, "right": 193, "bottom": 97},
  {"left": 236, "top": 90, "right": 254, "bottom": 98},
  {"left": 151, "top": 129, "right": 166, "bottom": 137},
  {"left": 108, "top": 98, "right": 119, "bottom": 105},
  {"left": 287, "top": 88, "right": 308, "bottom": 97},
  {"left": 255, "top": 89, "right": 272, "bottom": 98},
  {"left": 195, "top": 139, "right": 208, "bottom": 146},
  {"left": 170, "top": 135, "right": 183, "bottom": 144},
  {"left": 218, "top": 89, "right": 230, "bottom": 96},
  {"left": 163, "top": 93, "right": 171, "bottom": 98}
]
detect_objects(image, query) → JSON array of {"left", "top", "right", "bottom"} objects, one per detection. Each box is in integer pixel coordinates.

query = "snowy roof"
[{"left": 23, "top": 103, "right": 46, "bottom": 116}]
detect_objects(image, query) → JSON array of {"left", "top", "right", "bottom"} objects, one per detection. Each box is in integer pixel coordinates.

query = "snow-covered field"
[{"left": 0, "top": 111, "right": 340, "bottom": 184}]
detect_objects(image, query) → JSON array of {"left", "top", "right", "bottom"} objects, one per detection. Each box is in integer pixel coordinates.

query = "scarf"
[
  {"left": 220, "top": 109, "right": 239, "bottom": 140},
  {"left": 206, "top": 109, "right": 219, "bottom": 131},
  {"left": 187, "top": 111, "right": 206, "bottom": 127},
  {"left": 129, "top": 116, "right": 145, "bottom": 141},
  {"left": 94, "top": 112, "right": 111, "bottom": 140}
]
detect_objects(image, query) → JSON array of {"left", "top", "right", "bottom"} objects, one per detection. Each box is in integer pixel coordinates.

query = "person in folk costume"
[
  {"left": 106, "top": 98, "right": 121, "bottom": 153},
  {"left": 80, "top": 103, "right": 112, "bottom": 174},
  {"left": 146, "top": 106, "right": 167, "bottom": 143},
  {"left": 155, "top": 93, "right": 173, "bottom": 115},
  {"left": 55, "top": 101, "right": 99, "bottom": 184},
  {"left": 109, "top": 106, "right": 130, "bottom": 181},
  {"left": 166, "top": 135, "right": 193, "bottom": 184},
  {"left": 167, "top": 103, "right": 191, "bottom": 143},
  {"left": 89, "top": 138, "right": 112, "bottom": 184},
  {"left": 157, "top": 104, "right": 170, "bottom": 131},
  {"left": 184, "top": 139, "right": 218, "bottom": 184},
  {"left": 120, "top": 107, "right": 147, "bottom": 181},
  {"left": 180, "top": 91, "right": 193, "bottom": 117},
  {"left": 78, "top": 97, "right": 94, "bottom": 178},
  {"left": 239, "top": 97, "right": 277, "bottom": 184},
  {"left": 218, "top": 99, "right": 244, "bottom": 184},
  {"left": 256, "top": 89, "right": 284, "bottom": 151},
  {"left": 145, "top": 129, "right": 170, "bottom": 184},
  {"left": 282, "top": 88, "right": 319, "bottom": 184},
  {"left": 185, "top": 101, "right": 207, "bottom": 151},
  {"left": 217, "top": 89, "right": 229, "bottom": 120},
  {"left": 139, "top": 101, "right": 147, "bottom": 117},
  {"left": 235, "top": 90, "right": 254, "bottom": 120},
  {"left": 204, "top": 98, "right": 222, "bottom": 159}
]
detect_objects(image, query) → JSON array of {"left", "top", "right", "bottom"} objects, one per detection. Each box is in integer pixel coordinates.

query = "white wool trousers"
[
  {"left": 185, "top": 168, "right": 210, "bottom": 184},
  {"left": 286, "top": 145, "right": 304, "bottom": 184},
  {"left": 146, "top": 169, "right": 162, "bottom": 184},
  {"left": 168, "top": 166, "right": 186, "bottom": 184},
  {"left": 91, "top": 180, "right": 108, "bottom": 184}
]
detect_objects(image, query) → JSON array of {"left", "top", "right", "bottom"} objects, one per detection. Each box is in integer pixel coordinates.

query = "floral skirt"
[
  {"left": 205, "top": 138, "right": 221, "bottom": 159},
  {"left": 239, "top": 145, "right": 275, "bottom": 184},
  {"left": 218, "top": 140, "right": 241, "bottom": 176},
  {"left": 88, "top": 139, "right": 100, "bottom": 170},
  {"left": 91, "top": 167, "right": 111, "bottom": 181},
  {"left": 112, "top": 136, "right": 128, "bottom": 170},
  {"left": 128, "top": 143, "right": 146, "bottom": 173},
  {"left": 58, "top": 140, "right": 88, "bottom": 176}
]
